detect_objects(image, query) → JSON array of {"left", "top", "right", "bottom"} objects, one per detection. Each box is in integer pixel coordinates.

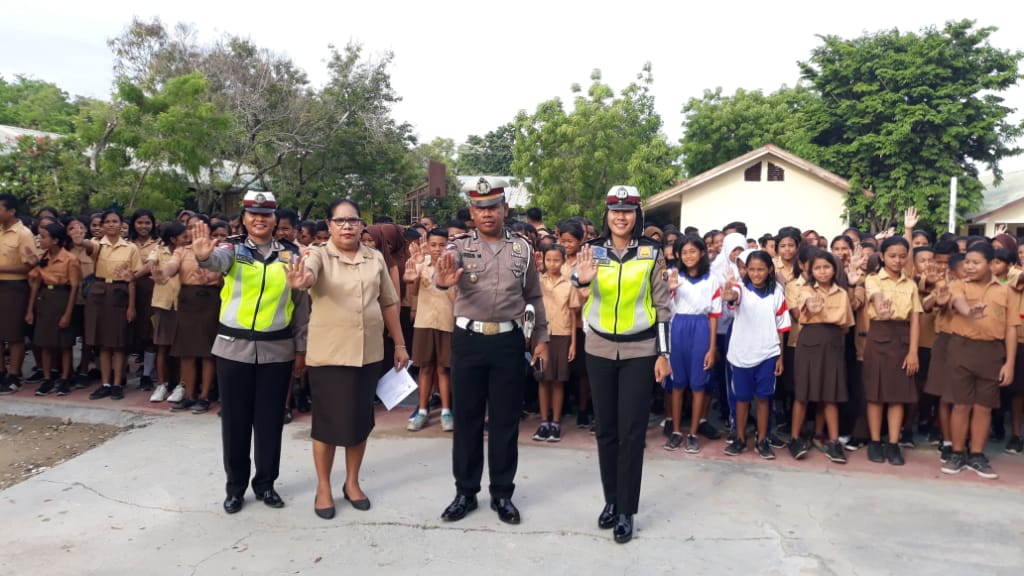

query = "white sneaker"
[
  {"left": 149, "top": 383, "right": 170, "bottom": 402},
  {"left": 167, "top": 383, "right": 185, "bottom": 403}
]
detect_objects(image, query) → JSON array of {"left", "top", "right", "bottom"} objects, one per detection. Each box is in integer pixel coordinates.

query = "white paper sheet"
[{"left": 376, "top": 367, "right": 418, "bottom": 411}]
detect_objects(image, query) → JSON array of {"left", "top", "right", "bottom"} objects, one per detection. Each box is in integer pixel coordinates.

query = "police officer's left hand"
[{"left": 654, "top": 356, "right": 670, "bottom": 383}]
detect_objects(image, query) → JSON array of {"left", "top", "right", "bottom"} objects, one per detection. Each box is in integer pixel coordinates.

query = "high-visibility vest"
[
  {"left": 583, "top": 242, "right": 658, "bottom": 338},
  {"left": 218, "top": 242, "right": 295, "bottom": 340}
]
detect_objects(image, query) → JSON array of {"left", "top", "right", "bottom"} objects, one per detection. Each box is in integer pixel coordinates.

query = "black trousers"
[
  {"left": 451, "top": 327, "right": 525, "bottom": 498},
  {"left": 586, "top": 353, "right": 655, "bottom": 516},
  {"left": 217, "top": 357, "right": 292, "bottom": 497}
]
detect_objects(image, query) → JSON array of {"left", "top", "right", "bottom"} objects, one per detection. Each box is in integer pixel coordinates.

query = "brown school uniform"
[
  {"left": 169, "top": 246, "right": 221, "bottom": 359},
  {"left": 0, "top": 219, "right": 35, "bottom": 342},
  {"left": 541, "top": 272, "right": 580, "bottom": 382},
  {"left": 84, "top": 237, "right": 143, "bottom": 349},
  {"left": 29, "top": 249, "right": 81, "bottom": 349},
  {"left": 863, "top": 268, "right": 922, "bottom": 404},
  {"left": 410, "top": 261, "right": 455, "bottom": 368},
  {"left": 147, "top": 245, "right": 180, "bottom": 347},
  {"left": 131, "top": 237, "right": 159, "bottom": 348},
  {"left": 794, "top": 283, "right": 855, "bottom": 403},
  {"left": 944, "top": 277, "right": 1020, "bottom": 408}
]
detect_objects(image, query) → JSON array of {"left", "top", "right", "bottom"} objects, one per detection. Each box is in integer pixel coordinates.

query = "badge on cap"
[
  {"left": 477, "top": 178, "right": 491, "bottom": 194},
  {"left": 615, "top": 187, "right": 629, "bottom": 200}
]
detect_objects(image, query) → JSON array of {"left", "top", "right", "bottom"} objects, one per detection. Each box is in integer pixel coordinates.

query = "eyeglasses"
[{"left": 329, "top": 217, "right": 364, "bottom": 228}]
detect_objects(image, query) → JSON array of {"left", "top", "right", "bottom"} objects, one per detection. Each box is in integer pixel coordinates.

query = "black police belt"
[
  {"left": 455, "top": 317, "right": 519, "bottom": 335},
  {"left": 590, "top": 326, "right": 657, "bottom": 343},
  {"left": 218, "top": 324, "right": 293, "bottom": 341}
]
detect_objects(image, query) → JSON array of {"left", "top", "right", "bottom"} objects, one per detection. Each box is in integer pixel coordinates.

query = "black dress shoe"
[
  {"left": 314, "top": 496, "right": 335, "bottom": 519},
  {"left": 343, "top": 485, "right": 371, "bottom": 511},
  {"left": 223, "top": 495, "right": 243, "bottom": 514},
  {"left": 441, "top": 494, "right": 478, "bottom": 522},
  {"left": 255, "top": 489, "right": 285, "bottom": 508},
  {"left": 598, "top": 503, "right": 617, "bottom": 529},
  {"left": 613, "top": 514, "right": 634, "bottom": 544},
  {"left": 490, "top": 497, "right": 521, "bottom": 525}
]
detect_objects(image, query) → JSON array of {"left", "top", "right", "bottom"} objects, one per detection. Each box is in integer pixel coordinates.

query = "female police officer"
[{"left": 194, "top": 191, "right": 309, "bottom": 514}]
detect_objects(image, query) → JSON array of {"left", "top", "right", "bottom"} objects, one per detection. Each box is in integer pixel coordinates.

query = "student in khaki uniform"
[
  {"left": 405, "top": 228, "right": 457, "bottom": 432},
  {"left": 145, "top": 222, "right": 187, "bottom": 403},
  {"left": 922, "top": 240, "right": 958, "bottom": 462},
  {"left": 533, "top": 244, "right": 580, "bottom": 443},
  {"left": 863, "top": 236, "right": 921, "bottom": 466},
  {"left": 129, "top": 209, "right": 159, "bottom": 390},
  {"left": 24, "top": 224, "right": 81, "bottom": 396},
  {"left": 434, "top": 177, "right": 549, "bottom": 527},
  {"left": 0, "top": 194, "right": 38, "bottom": 394},
  {"left": 940, "top": 243, "right": 1019, "bottom": 479}
]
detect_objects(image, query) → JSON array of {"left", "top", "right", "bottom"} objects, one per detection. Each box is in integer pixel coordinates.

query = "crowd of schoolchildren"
[{"left": 2, "top": 191, "right": 1021, "bottom": 480}]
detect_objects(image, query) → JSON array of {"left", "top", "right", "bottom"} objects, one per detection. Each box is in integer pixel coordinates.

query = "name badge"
[{"left": 637, "top": 246, "right": 654, "bottom": 260}]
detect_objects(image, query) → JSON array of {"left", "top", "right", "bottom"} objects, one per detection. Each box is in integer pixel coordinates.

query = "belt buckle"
[
  {"left": 479, "top": 321, "right": 500, "bottom": 336},
  {"left": 105, "top": 278, "right": 114, "bottom": 284}
]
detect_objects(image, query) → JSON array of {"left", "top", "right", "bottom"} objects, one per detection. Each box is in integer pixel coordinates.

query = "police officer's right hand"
[{"left": 434, "top": 252, "right": 463, "bottom": 288}]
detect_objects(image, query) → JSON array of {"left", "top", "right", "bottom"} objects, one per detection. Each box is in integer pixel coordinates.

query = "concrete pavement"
[{"left": 1, "top": 406, "right": 1023, "bottom": 576}]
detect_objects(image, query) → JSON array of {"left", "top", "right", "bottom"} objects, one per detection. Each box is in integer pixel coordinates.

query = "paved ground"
[{"left": 1, "top": 390, "right": 1023, "bottom": 575}]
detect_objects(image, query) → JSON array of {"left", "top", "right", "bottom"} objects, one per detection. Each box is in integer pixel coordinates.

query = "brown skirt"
[
  {"left": 153, "top": 307, "right": 178, "bottom": 348},
  {"left": 84, "top": 282, "right": 131, "bottom": 349},
  {"left": 923, "top": 332, "right": 950, "bottom": 398},
  {"left": 309, "top": 363, "right": 381, "bottom": 447},
  {"left": 411, "top": 327, "right": 452, "bottom": 368},
  {"left": 131, "top": 276, "right": 155, "bottom": 348},
  {"left": 541, "top": 334, "right": 572, "bottom": 382},
  {"left": 33, "top": 285, "right": 75, "bottom": 349},
  {"left": 171, "top": 285, "right": 219, "bottom": 358},
  {"left": 863, "top": 321, "right": 918, "bottom": 404},
  {"left": 794, "top": 324, "right": 848, "bottom": 403},
  {"left": 0, "top": 281, "right": 29, "bottom": 342}
]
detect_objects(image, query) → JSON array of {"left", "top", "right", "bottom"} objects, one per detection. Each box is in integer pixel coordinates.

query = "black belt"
[
  {"left": 590, "top": 326, "right": 656, "bottom": 343},
  {"left": 218, "top": 324, "right": 292, "bottom": 341},
  {"left": 0, "top": 279, "right": 28, "bottom": 285},
  {"left": 45, "top": 284, "right": 71, "bottom": 291},
  {"left": 95, "top": 278, "right": 129, "bottom": 285}
]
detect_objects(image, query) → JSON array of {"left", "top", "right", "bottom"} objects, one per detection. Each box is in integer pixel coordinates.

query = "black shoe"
[
  {"left": 927, "top": 429, "right": 943, "bottom": 446},
  {"left": 490, "top": 497, "right": 521, "bottom": 524},
  {"left": 343, "top": 485, "right": 371, "bottom": 511},
  {"left": 755, "top": 438, "right": 776, "bottom": 460},
  {"left": 35, "top": 380, "right": 56, "bottom": 396},
  {"left": 191, "top": 398, "right": 211, "bottom": 414},
  {"left": 170, "top": 398, "right": 196, "bottom": 412},
  {"left": 89, "top": 384, "right": 112, "bottom": 400},
  {"left": 598, "top": 503, "right": 617, "bottom": 529},
  {"left": 532, "top": 423, "right": 551, "bottom": 441},
  {"left": 724, "top": 438, "right": 746, "bottom": 456},
  {"left": 697, "top": 419, "right": 722, "bottom": 440},
  {"left": 26, "top": 369, "right": 45, "bottom": 383},
  {"left": 939, "top": 444, "right": 954, "bottom": 463},
  {"left": 662, "top": 418, "right": 673, "bottom": 438},
  {"left": 87, "top": 368, "right": 101, "bottom": 380},
  {"left": 283, "top": 408, "right": 293, "bottom": 424},
  {"left": 844, "top": 437, "right": 866, "bottom": 452},
  {"left": 788, "top": 437, "right": 810, "bottom": 460},
  {"left": 139, "top": 375, "right": 154, "bottom": 391},
  {"left": 725, "top": 430, "right": 738, "bottom": 445},
  {"left": 255, "top": 489, "right": 285, "bottom": 508},
  {"left": 223, "top": 495, "right": 243, "bottom": 514},
  {"left": 441, "top": 494, "right": 478, "bottom": 522},
  {"left": 965, "top": 453, "right": 998, "bottom": 479},
  {"left": 867, "top": 441, "right": 885, "bottom": 463},
  {"left": 613, "top": 514, "right": 634, "bottom": 544},
  {"left": 664, "top": 432, "right": 684, "bottom": 451},
  {"left": 576, "top": 412, "right": 592, "bottom": 428},
  {"left": 1005, "top": 435, "right": 1024, "bottom": 455},
  {"left": 942, "top": 451, "right": 966, "bottom": 474},
  {"left": 547, "top": 425, "right": 562, "bottom": 442},
  {"left": 0, "top": 375, "right": 21, "bottom": 395},
  {"left": 55, "top": 379, "right": 71, "bottom": 396},
  {"left": 825, "top": 441, "right": 847, "bottom": 464},
  {"left": 768, "top": 432, "right": 788, "bottom": 449},
  {"left": 898, "top": 429, "right": 916, "bottom": 449},
  {"left": 71, "top": 373, "right": 90, "bottom": 389},
  {"left": 109, "top": 385, "right": 124, "bottom": 400},
  {"left": 314, "top": 496, "right": 335, "bottom": 519},
  {"left": 886, "top": 443, "right": 905, "bottom": 466}
]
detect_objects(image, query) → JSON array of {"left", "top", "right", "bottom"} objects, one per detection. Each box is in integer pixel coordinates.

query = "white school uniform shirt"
[
  {"left": 672, "top": 272, "right": 723, "bottom": 317},
  {"left": 725, "top": 280, "right": 791, "bottom": 368}
]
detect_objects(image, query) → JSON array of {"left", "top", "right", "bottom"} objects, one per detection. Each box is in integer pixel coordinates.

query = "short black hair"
[
  {"left": 933, "top": 239, "right": 959, "bottom": 256},
  {"left": 723, "top": 221, "right": 748, "bottom": 236},
  {"left": 526, "top": 207, "right": 543, "bottom": 221},
  {"left": 0, "top": 193, "right": 18, "bottom": 212},
  {"left": 968, "top": 242, "right": 995, "bottom": 261},
  {"left": 683, "top": 226, "right": 699, "bottom": 236},
  {"left": 276, "top": 208, "right": 299, "bottom": 227},
  {"left": 445, "top": 220, "right": 467, "bottom": 232},
  {"left": 427, "top": 228, "right": 448, "bottom": 240}
]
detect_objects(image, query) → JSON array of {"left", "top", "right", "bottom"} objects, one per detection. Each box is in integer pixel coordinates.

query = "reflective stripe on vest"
[
  {"left": 583, "top": 257, "right": 656, "bottom": 335},
  {"left": 219, "top": 244, "right": 294, "bottom": 334}
]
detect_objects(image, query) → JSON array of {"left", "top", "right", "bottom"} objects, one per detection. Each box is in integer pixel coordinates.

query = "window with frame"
[
  {"left": 767, "top": 162, "right": 785, "bottom": 182},
  {"left": 744, "top": 163, "right": 761, "bottom": 182}
]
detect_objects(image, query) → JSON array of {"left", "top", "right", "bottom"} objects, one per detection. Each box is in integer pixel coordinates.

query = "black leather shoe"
[
  {"left": 223, "top": 495, "right": 243, "bottom": 514},
  {"left": 441, "top": 494, "right": 478, "bottom": 522},
  {"left": 343, "top": 485, "right": 371, "bottom": 511},
  {"left": 255, "top": 489, "right": 285, "bottom": 508},
  {"left": 490, "top": 497, "right": 521, "bottom": 525},
  {"left": 598, "top": 503, "right": 617, "bottom": 529},
  {"left": 613, "top": 514, "right": 634, "bottom": 544}
]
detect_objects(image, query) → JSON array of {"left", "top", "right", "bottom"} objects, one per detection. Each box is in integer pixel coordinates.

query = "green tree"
[
  {"left": 458, "top": 123, "right": 514, "bottom": 175},
  {"left": 800, "top": 19, "right": 1024, "bottom": 231},
  {"left": 512, "top": 64, "right": 680, "bottom": 224},
  {"left": 679, "top": 86, "right": 819, "bottom": 177},
  {"left": 0, "top": 75, "right": 78, "bottom": 133}
]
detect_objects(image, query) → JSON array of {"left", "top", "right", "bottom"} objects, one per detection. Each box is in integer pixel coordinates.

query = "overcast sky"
[{"left": 3, "top": 0, "right": 1023, "bottom": 171}]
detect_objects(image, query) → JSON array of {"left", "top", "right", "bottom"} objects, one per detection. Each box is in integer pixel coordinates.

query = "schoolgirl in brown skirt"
[
  {"left": 83, "top": 210, "right": 143, "bottom": 400},
  {"left": 788, "top": 251, "right": 855, "bottom": 463},
  {"left": 129, "top": 209, "right": 159, "bottom": 389},
  {"left": 862, "top": 237, "right": 921, "bottom": 466},
  {"left": 145, "top": 222, "right": 189, "bottom": 403},
  {"left": 25, "top": 224, "right": 81, "bottom": 396}
]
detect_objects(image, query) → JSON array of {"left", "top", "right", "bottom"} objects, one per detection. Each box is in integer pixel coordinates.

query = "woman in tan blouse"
[{"left": 287, "top": 198, "right": 409, "bottom": 520}]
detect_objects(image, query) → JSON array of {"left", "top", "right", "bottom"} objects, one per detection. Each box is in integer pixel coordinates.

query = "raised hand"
[
  {"left": 877, "top": 297, "right": 894, "bottom": 321},
  {"left": 285, "top": 250, "right": 313, "bottom": 289},
  {"left": 408, "top": 242, "right": 425, "bottom": 266},
  {"left": 190, "top": 221, "right": 218, "bottom": 261},
  {"left": 722, "top": 267, "right": 738, "bottom": 301},
  {"left": 996, "top": 223, "right": 1009, "bottom": 235},
  {"left": 934, "top": 283, "right": 951, "bottom": 306},
  {"left": 575, "top": 245, "right": 598, "bottom": 286},
  {"left": 968, "top": 303, "right": 987, "bottom": 319},
  {"left": 434, "top": 251, "right": 463, "bottom": 288},
  {"left": 904, "top": 207, "right": 919, "bottom": 231},
  {"left": 667, "top": 268, "right": 680, "bottom": 290},
  {"left": 805, "top": 293, "right": 825, "bottom": 315}
]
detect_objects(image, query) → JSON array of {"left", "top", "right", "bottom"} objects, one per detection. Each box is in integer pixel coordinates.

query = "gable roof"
[
  {"left": 966, "top": 169, "right": 1024, "bottom": 222},
  {"left": 644, "top": 144, "right": 862, "bottom": 210}
]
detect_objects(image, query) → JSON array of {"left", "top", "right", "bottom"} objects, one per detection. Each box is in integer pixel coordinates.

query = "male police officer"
[{"left": 434, "top": 177, "right": 549, "bottom": 524}]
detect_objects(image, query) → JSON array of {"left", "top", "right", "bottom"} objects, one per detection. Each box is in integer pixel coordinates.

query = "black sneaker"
[
  {"left": 71, "top": 373, "right": 91, "bottom": 389},
  {"left": 867, "top": 441, "right": 885, "bottom": 463},
  {"left": 697, "top": 420, "right": 722, "bottom": 440},
  {"left": 755, "top": 438, "right": 776, "bottom": 460},
  {"left": 87, "top": 368, "right": 101, "bottom": 380},
  {"left": 532, "top": 423, "right": 551, "bottom": 441},
  {"left": 927, "top": 429, "right": 943, "bottom": 446},
  {"left": 939, "top": 444, "right": 954, "bottom": 463},
  {"left": 724, "top": 439, "right": 747, "bottom": 456},
  {"left": 170, "top": 398, "right": 197, "bottom": 412},
  {"left": 0, "top": 375, "right": 21, "bottom": 395},
  {"left": 942, "top": 451, "right": 966, "bottom": 474},
  {"left": 768, "top": 432, "right": 788, "bottom": 449},
  {"left": 1005, "top": 436, "right": 1023, "bottom": 455},
  {"left": 898, "top": 429, "right": 916, "bottom": 449},
  {"left": 55, "top": 379, "right": 71, "bottom": 396},
  {"left": 725, "top": 430, "right": 738, "bottom": 446},
  {"left": 26, "top": 369, "right": 46, "bottom": 383},
  {"left": 886, "top": 443, "right": 905, "bottom": 466},
  {"left": 965, "top": 453, "right": 998, "bottom": 479},
  {"left": 139, "top": 375, "right": 154, "bottom": 391},
  {"left": 89, "top": 385, "right": 112, "bottom": 400},
  {"left": 191, "top": 398, "right": 211, "bottom": 414},
  {"left": 825, "top": 441, "right": 847, "bottom": 464},
  {"left": 664, "top": 432, "right": 684, "bottom": 451},
  {"left": 548, "top": 425, "right": 562, "bottom": 443},
  {"left": 844, "top": 437, "right": 866, "bottom": 452},
  {"left": 662, "top": 418, "right": 674, "bottom": 438},
  {"left": 110, "top": 385, "right": 124, "bottom": 400},
  {"left": 35, "top": 380, "right": 56, "bottom": 396},
  {"left": 788, "top": 437, "right": 810, "bottom": 460},
  {"left": 576, "top": 412, "right": 592, "bottom": 428},
  {"left": 684, "top": 434, "right": 701, "bottom": 454}
]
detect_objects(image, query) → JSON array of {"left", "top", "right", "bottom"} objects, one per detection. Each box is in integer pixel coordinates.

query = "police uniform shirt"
[{"left": 444, "top": 229, "right": 549, "bottom": 343}]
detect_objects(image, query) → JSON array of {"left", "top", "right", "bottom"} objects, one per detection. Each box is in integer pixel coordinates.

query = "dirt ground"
[{"left": 0, "top": 415, "right": 122, "bottom": 490}]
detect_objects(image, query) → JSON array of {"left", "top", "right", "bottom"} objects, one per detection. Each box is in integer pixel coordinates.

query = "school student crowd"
[{"left": 1, "top": 191, "right": 1021, "bottom": 483}]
